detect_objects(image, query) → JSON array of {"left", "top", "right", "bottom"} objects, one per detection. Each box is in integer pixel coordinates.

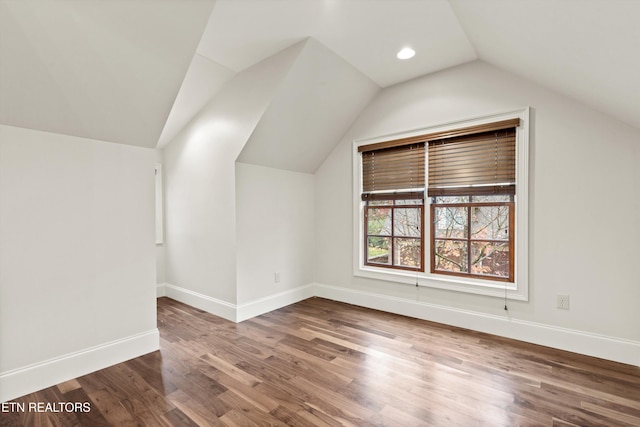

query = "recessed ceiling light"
[{"left": 397, "top": 47, "right": 415, "bottom": 60}]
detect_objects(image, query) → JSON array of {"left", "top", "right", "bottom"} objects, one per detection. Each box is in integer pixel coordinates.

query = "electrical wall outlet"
[
  {"left": 274, "top": 272, "right": 280, "bottom": 283},
  {"left": 557, "top": 294, "right": 570, "bottom": 310}
]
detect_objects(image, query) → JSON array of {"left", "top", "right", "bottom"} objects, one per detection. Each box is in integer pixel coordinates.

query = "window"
[
  {"left": 365, "top": 198, "right": 424, "bottom": 271},
  {"left": 354, "top": 110, "right": 529, "bottom": 299},
  {"left": 432, "top": 195, "right": 513, "bottom": 281},
  {"left": 360, "top": 143, "right": 425, "bottom": 271},
  {"left": 428, "top": 125, "right": 517, "bottom": 282},
  {"left": 155, "top": 163, "right": 163, "bottom": 244}
]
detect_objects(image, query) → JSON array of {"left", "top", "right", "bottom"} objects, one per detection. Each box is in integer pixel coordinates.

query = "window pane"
[
  {"left": 434, "top": 207, "right": 467, "bottom": 238},
  {"left": 471, "top": 206, "right": 509, "bottom": 241},
  {"left": 369, "top": 200, "right": 393, "bottom": 206},
  {"left": 471, "top": 195, "right": 512, "bottom": 203},
  {"left": 434, "top": 240, "right": 468, "bottom": 273},
  {"left": 394, "top": 208, "right": 421, "bottom": 237},
  {"left": 471, "top": 241, "right": 510, "bottom": 277},
  {"left": 395, "top": 199, "right": 422, "bottom": 205},
  {"left": 394, "top": 238, "right": 421, "bottom": 268},
  {"left": 367, "top": 236, "right": 391, "bottom": 265},
  {"left": 368, "top": 208, "right": 391, "bottom": 235},
  {"left": 434, "top": 196, "right": 470, "bottom": 204}
]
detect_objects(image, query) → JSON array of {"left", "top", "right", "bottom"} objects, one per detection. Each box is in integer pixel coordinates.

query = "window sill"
[{"left": 354, "top": 265, "right": 527, "bottom": 301}]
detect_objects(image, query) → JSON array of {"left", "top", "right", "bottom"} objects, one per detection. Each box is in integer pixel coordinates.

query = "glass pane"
[
  {"left": 395, "top": 199, "right": 423, "bottom": 205},
  {"left": 369, "top": 200, "right": 393, "bottom": 206},
  {"left": 394, "top": 238, "right": 421, "bottom": 268},
  {"left": 471, "top": 241, "right": 510, "bottom": 278},
  {"left": 394, "top": 208, "right": 421, "bottom": 237},
  {"left": 471, "top": 206, "right": 509, "bottom": 241},
  {"left": 434, "top": 207, "right": 467, "bottom": 239},
  {"left": 434, "top": 196, "right": 470, "bottom": 204},
  {"left": 471, "top": 195, "right": 512, "bottom": 203},
  {"left": 434, "top": 240, "right": 468, "bottom": 273},
  {"left": 367, "top": 236, "right": 390, "bottom": 265},
  {"left": 368, "top": 208, "right": 391, "bottom": 235}
]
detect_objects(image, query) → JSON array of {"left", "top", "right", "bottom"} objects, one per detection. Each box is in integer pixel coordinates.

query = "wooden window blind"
[
  {"left": 357, "top": 118, "right": 519, "bottom": 153},
  {"left": 361, "top": 143, "right": 425, "bottom": 201},
  {"left": 428, "top": 127, "right": 517, "bottom": 197}
]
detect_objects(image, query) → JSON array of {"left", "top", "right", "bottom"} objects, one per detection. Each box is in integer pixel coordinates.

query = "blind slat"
[
  {"left": 362, "top": 144, "right": 425, "bottom": 195},
  {"left": 428, "top": 128, "right": 516, "bottom": 197},
  {"left": 361, "top": 122, "right": 518, "bottom": 200},
  {"left": 428, "top": 184, "right": 516, "bottom": 197},
  {"left": 361, "top": 191, "right": 424, "bottom": 201}
]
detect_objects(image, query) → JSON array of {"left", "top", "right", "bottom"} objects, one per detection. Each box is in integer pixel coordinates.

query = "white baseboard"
[
  {"left": 0, "top": 329, "right": 159, "bottom": 403},
  {"left": 158, "top": 283, "right": 315, "bottom": 323},
  {"left": 161, "top": 283, "right": 237, "bottom": 322},
  {"left": 312, "top": 283, "right": 640, "bottom": 367},
  {"left": 237, "top": 284, "right": 315, "bottom": 322},
  {"left": 156, "top": 281, "right": 640, "bottom": 366}
]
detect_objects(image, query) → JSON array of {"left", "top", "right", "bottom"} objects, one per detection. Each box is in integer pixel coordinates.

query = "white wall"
[
  {"left": 0, "top": 125, "right": 158, "bottom": 401},
  {"left": 315, "top": 61, "right": 640, "bottom": 358},
  {"left": 160, "top": 38, "right": 376, "bottom": 320},
  {"left": 235, "top": 163, "right": 315, "bottom": 305},
  {"left": 162, "top": 43, "right": 304, "bottom": 306}
]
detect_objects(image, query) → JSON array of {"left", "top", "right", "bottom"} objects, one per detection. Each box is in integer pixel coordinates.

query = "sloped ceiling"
[
  {"left": 449, "top": 0, "right": 640, "bottom": 130},
  {"left": 156, "top": 53, "right": 234, "bottom": 147},
  {"left": 159, "top": 0, "right": 476, "bottom": 148},
  {"left": 197, "top": 0, "right": 476, "bottom": 87},
  {"left": 237, "top": 38, "right": 379, "bottom": 173},
  {"left": 2, "top": 0, "right": 639, "bottom": 150},
  {"left": 0, "top": 0, "right": 216, "bottom": 148}
]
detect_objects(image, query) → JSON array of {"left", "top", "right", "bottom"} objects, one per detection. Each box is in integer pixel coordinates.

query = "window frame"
[
  {"left": 353, "top": 108, "right": 529, "bottom": 301},
  {"left": 155, "top": 163, "right": 164, "bottom": 245},
  {"left": 431, "top": 198, "right": 514, "bottom": 282},
  {"left": 364, "top": 199, "right": 425, "bottom": 272}
]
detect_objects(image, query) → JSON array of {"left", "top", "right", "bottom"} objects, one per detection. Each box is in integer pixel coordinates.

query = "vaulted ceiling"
[
  {"left": 0, "top": 0, "right": 216, "bottom": 148},
  {"left": 1, "top": 0, "right": 639, "bottom": 150}
]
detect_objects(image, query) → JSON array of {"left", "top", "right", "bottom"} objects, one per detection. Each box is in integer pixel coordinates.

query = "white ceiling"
[
  {"left": 197, "top": 0, "right": 476, "bottom": 86},
  {"left": 2, "top": 0, "right": 639, "bottom": 149},
  {"left": 236, "top": 38, "right": 379, "bottom": 173},
  {"left": 449, "top": 0, "right": 640, "bottom": 131},
  {"left": 0, "top": 0, "right": 216, "bottom": 148},
  {"left": 158, "top": 0, "right": 477, "bottom": 146}
]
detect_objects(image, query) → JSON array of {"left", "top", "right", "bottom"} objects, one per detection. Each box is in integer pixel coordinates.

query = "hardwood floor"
[{"left": 2, "top": 297, "right": 639, "bottom": 426}]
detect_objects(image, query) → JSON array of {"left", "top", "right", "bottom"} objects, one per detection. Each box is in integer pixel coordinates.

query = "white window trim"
[
  {"left": 155, "top": 163, "right": 164, "bottom": 245},
  {"left": 352, "top": 108, "right": 529, "bottom": 301}
]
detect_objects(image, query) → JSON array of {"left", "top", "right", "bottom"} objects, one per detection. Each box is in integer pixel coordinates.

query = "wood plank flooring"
[{"left": 2, "top": 297, "right": 639, "bottom": 426}]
